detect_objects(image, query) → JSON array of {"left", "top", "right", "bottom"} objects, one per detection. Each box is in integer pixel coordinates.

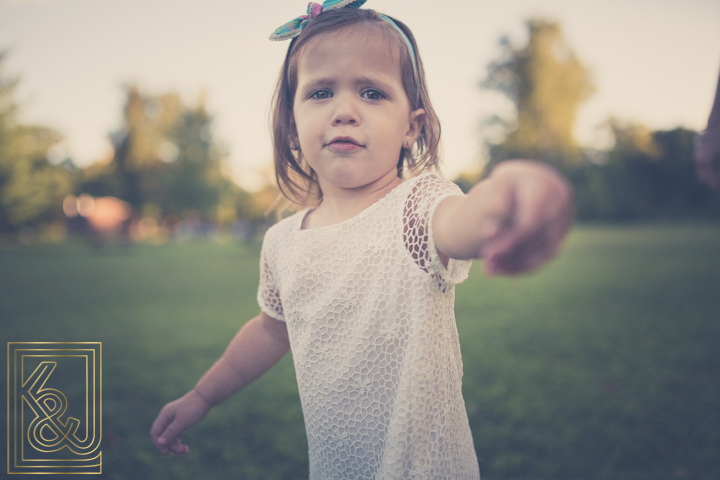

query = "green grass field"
[{"left": 2, "top": 223, "right": 719, "bottom": 480}]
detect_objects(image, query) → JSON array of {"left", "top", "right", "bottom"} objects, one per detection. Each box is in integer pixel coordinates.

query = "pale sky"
[{"left": 1, "top": 0, "right": 719, "bottom": 190}]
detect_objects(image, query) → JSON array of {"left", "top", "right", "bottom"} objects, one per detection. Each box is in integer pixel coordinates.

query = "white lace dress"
[{"left": 257, "top": 173, "right": 480, "bottom": 479}]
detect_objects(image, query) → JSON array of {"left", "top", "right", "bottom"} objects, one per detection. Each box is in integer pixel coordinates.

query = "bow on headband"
[
  {"left": 269, "top": 0, "right": 420, "bottom": 91},
  {"left": 269, "top": 0, "right": 367, "bottom": 41}
]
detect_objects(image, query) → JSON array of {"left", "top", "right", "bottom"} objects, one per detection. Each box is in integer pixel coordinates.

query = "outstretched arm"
[
  {"left": 695, "top": 67, "right": 720, "bottom": 190},
  {"left": 433, "top": 160, "right": 573, "bottom": 275},
  {"left": 150, "top": 312, "right": 290, "bottom": 457}
]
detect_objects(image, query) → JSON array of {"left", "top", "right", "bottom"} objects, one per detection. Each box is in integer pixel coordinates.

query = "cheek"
[
  {"left": 294, "top": 109, "right": 325, "bottom": 141},
  {"left": 293, "top": 102, "right": 308, "bottom": 130},
  {"left": 292, "top": 110, "right": 308, "bottom": 142},
  {"left": 387, "top": 116, "right": 412, "bottom": 142}
]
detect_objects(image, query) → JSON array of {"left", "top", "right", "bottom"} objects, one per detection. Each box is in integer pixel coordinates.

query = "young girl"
[{"left": 150, "top": 1, "right": 573, "bottom": 478}]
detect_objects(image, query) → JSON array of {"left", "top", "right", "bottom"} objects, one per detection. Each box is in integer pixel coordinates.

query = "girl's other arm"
[
  {"left": 150, "top": 311, "right": 290, "bottom": 456},
  {"left": 695, "top": 68, "right": 720, "bottom": 190},
  {"left": 433, "top": 160, "right": 573, "bottom": 275}
]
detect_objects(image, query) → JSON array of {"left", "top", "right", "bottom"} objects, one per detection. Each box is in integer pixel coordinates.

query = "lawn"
[{"left": 2, "top": 223, "right": 719, "bottom": 480}]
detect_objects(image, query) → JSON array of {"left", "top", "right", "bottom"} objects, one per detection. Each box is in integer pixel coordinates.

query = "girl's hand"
[
  {"left": 478, "top": 160, "right": 573, "bottom": 275},
  {"left": 149, "top": 313, "right": 290, "bottom": 458},
  {"left": 434, "top": 160, "right": 573, "bottom": 275},
  {"left": 695, "top": 130, "right": 720, "bottom": 190},
  {"left": 150, "top": 389, "right": 211, "bottom": 457}
]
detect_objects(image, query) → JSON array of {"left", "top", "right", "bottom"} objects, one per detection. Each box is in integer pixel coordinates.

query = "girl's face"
[{"left": 292, "top": 25, "right": 425, "bottom": 196}]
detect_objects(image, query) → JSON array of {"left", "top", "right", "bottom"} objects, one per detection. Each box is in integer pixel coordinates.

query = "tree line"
[
  {"left": 458, "top": 19, "right": 719, "bottom": 221},
  {"left": 0, "top": 52, "right": 72, "bottom": 236},
  {"left": 0, "top": 52, "right": 278, "bottom": 241},
  {"left": 1, "top": 20, "right": 718, "bottom": 241}
]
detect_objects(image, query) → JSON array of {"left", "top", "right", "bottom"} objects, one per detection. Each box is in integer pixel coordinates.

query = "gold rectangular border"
[{"left": 7, "top": 342, "right": 102, "bottom": 475}]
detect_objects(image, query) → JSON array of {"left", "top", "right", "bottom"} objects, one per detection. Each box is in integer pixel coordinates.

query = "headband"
[{"left": 269, "top": 0, "right": 419, "bottom": 89}]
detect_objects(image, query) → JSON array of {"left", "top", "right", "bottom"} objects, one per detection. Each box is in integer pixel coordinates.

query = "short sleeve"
[
  {"left": 257, "top": 229, "right": 285, "bottom": 321},
  {"left": 403, "top": 174, "right": 472, "bottom": 291}
]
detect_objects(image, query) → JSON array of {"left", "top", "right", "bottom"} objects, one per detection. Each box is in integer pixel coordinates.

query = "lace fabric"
[{"left": 258, "top": 173, "right": 479, "bottom": 479}]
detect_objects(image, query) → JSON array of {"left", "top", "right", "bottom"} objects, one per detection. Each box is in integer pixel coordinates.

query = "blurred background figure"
[
  {"left": 695, "top": 68, "right": 720, "bottom": 190},
  {"left": 64, "top": 193, "right": 132, "bottom": 246}
]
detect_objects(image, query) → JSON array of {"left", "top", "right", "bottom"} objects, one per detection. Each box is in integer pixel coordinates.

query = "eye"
[
  {"left": 309, "top": 89, "right": 332, "bottom": 100},
  {"left": 361, "top": 89, "right": 386, "bottom": 100}
]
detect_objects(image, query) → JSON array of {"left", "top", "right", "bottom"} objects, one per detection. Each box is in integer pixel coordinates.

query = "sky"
[{"left": 1, "top": 0, "right": 719, "bottom": 190}]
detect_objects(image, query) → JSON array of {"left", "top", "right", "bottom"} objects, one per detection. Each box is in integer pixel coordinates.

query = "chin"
[{"left": 325, "top": 167, "right": 370, "bottom": 187}]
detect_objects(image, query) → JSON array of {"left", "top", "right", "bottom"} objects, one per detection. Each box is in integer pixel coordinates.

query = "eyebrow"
[{"left": 299, "top": 77, "right": 337, "bottom": 89}]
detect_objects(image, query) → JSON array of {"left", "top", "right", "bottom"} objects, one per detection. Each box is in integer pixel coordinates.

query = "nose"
[{"left": 331, "top": 94, "right": 360, "bottom": 126}]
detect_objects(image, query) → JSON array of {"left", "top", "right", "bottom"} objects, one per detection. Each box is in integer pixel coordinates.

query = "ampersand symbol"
[{"left": 22, "top": 362, "right": 82, "bottom": 453}]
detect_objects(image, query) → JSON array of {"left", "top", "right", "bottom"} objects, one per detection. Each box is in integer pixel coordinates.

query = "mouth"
[{"left": 326, "top": 136, "right": 363, "bottom": 151}]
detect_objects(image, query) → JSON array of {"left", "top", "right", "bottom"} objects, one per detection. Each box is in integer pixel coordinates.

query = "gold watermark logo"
[{"left": 7, "top": 342, "right": 102, "bottom": 474}]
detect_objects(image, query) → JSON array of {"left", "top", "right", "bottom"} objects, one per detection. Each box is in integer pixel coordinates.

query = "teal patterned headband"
[
  {"left": 269, "top": 0, "right": 366, "bottom": 40},
  {"left": 269, "top": 0, "right": 419, "bottom": 89}
]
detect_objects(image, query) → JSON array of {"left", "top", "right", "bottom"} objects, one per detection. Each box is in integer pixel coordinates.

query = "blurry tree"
[
  {"left": 572, "top": 120, "right": 662, "bottom": 219},
  {"left": 158, "top": 95, "right": 224, "bottom": 219},
  {"left": 571, "top": 120, "right": 717, "bottom": 220},
  {"left": 459, "top": 18, "right": 717, "bottom": 220},
  {"left": 81, "top": 85, "right": 259, "bottom": 227},
  {"left": 481, "top": 18, "right": 594, "bottom": 171},
  {"left": 81, "top": 85, "right": 182, "bottom": 209},
  {"left": 0, "top": 51, "right": 73, "bottom": 234},
  {"left": 652, "top": 128, "right": 717, "bottom": 215}
]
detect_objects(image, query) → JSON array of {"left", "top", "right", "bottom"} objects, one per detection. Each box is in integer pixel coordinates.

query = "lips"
[{"left": 326, "top": 136, "right": 363, "bottom": 151}]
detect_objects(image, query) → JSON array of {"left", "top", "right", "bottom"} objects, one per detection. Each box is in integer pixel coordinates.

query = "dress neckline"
[{"left": 295, "top": 173, "right": 430, "bottom": 233}]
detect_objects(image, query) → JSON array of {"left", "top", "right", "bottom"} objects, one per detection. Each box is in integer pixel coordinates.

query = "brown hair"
[{"left": 270, "top": 7, "right": 441, "bottom": 206}]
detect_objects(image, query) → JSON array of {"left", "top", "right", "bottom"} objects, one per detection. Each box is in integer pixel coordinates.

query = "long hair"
[{"left": 270, "top": 7, "right": 441, "bottom": 206}]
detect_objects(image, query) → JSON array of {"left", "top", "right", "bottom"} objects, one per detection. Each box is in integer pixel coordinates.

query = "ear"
[
  {"left": 290, "top": 135, "right": 300, "bottom": 151},
  {"left": 404, "top": 108, "right": 426, "bottom": 148},
  {"left": 289, "top": 117, "right": 300, "bottom": 150}
]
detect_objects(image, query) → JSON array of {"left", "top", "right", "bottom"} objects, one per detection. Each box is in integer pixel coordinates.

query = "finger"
[
  {"left": 150, "top": 412, "right": 176, "bottom": 454},
  {"left": 151, "top": 416, "right": 187, "bottom": 456},
  {"left": 481, "top": 229, "right": 525, "bottom": 275},
  {"left": 511, "top": 175, "right": 564, "bottom": 242},
  {"left": 155, "top": 420, "right": 186, "bottom": 453},
  {"left": 168, "top": 439, "right": 190, "bottom": 456},
  {"left": 482, "top": 221, "right": 556, "bottom": 275},
  {"left": 490, "top": 244, "right": 551, "bottom": 275},
  {"left": 163, "top": 435, "right": 190, "bottom": 459},
  {"left": 153, "top": 435, "right": 169, "bottom": 455}
]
